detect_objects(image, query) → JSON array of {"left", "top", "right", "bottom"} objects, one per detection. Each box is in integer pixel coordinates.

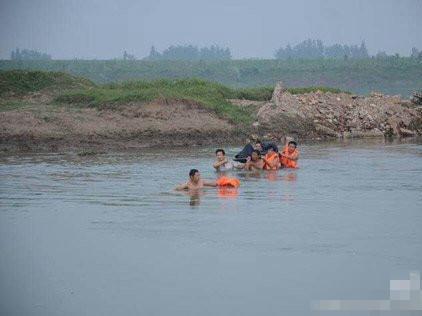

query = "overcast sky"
[{"left": 0, "top": 0, "right": 421, "bottom": 59}]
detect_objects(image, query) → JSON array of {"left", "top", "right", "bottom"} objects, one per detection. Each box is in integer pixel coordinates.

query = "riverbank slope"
[{"left": 1, "top": 71, "right": 421, "bottom": 153}]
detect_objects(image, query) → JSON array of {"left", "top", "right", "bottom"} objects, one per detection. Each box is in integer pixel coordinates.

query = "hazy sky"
[{"left": 0, "top": 0, "right": 421, "bottom": 59}]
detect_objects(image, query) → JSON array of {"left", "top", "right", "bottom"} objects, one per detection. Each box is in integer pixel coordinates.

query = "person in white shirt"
[{"left": 213, "top": 149, "right": 233, "bottom": 171}]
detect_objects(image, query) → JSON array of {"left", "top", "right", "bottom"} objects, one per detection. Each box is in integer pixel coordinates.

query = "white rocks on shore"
[{"left": 257, "top": 82, "right": 422, "bottom": 138}]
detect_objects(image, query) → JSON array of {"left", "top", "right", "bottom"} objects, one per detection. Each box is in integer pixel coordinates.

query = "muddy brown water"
[{"left": 1, "top": 138, "right": 422, "bottom": 316}]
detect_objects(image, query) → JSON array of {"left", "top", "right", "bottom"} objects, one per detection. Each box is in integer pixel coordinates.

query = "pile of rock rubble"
[{"left": 256, "top": 82, "right": 422, "bottom": 138}]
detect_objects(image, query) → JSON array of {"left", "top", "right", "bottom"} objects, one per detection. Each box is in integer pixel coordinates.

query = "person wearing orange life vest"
[
  {"left": 263, "top": 145, "right": 280, "bottom": 170},
  {"left": 280, "top": 141, "right": 299, "bottom": 168}
]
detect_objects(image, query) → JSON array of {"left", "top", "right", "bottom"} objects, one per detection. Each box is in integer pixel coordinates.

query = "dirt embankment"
[
  {"left": 1, "top": 81, "right": 421, "bottom": 153},
  {"left": 0, "top": 98, "right": 244, "bottom": 152}
]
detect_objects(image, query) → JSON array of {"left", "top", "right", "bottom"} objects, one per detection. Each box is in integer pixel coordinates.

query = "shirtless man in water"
[
  {"left": 244, "top": 150, "right": 265, "bottom": 171},
  {"left": 175, "top": 169, "right": 217, "bottom": 190}
]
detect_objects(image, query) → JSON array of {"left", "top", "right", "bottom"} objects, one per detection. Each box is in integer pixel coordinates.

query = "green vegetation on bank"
[
  {"left": 0, "top": 70, "right": 362, "bottom": 124},
  {"left": 54, "top": 79, "right": 259, "bottom": 124},
  {"left": 0, "top": 70, "right": 94, "bottom": 96},
  {"left": 223, "top": 86, "right": 349, "bottom": 101},
  {"left": 0, "top": 58, "right": 421, "bottom": 96},
  {"left": 54, "top": 79, "right": 350, "bottom": 124}
]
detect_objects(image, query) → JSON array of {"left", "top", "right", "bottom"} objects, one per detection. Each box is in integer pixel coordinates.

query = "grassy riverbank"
[
  {"left": 1, "top": 70, "right": 346, "bottom": 125},
  {"left": 1, "top": 70, "right": 420, "bottom": 153}
]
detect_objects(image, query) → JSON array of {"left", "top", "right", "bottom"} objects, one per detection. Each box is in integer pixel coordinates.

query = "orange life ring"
[{"left": 216, "top": 176, "right": 241, "bottom": 188}]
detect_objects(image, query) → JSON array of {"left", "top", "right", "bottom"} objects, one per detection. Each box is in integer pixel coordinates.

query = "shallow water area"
[{"left": 1, "top": 138, "right": 422, "bottom": 316}]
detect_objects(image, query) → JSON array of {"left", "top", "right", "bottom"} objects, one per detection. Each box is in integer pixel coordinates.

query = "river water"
[{"left": 1, "top": 139, "right": 421, "bottom": 316}]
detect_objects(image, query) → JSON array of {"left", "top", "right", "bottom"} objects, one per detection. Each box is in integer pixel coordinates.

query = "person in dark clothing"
[
  {"left": 234, "top": 140, "right": 279, "bottom": 163},
  {"left": 255, "top": 140, "right": 279, "bottom": 154},
  {"left": 234, "top": 143, "right": 254, "bottom": 163}
]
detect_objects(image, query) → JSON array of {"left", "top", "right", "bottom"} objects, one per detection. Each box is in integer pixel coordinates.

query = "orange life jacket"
[
  {"left": 280, "top": 146, "right": 299, "bottom": 168},
  {"left": 264, "top": 152, "right": 280, "bottom": 170},
  {"left": 216, "top": 176, "right": 240, "bottom": 188}
]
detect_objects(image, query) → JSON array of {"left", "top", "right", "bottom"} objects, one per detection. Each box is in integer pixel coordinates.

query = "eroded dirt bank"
[
  {"left": 1, "top": 83, "right": 422, "bottom": 153},
  {"left": 0, "top": 100, "right": 245, "bottom": 152}
]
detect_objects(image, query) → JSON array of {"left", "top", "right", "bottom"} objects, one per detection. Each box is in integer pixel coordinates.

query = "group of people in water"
[
  {"left": 214, "top": 139, "right": 299, "bottom": 171},
  {"left": 176, "top": 137, "right": 299, "bottom": 191}
]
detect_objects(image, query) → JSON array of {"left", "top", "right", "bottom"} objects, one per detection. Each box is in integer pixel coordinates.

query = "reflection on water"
[
  {"left": 217, "top": 187, "right": 239, "bottom": 199},
  {"left": 263, "top": 170, "right": 298, "bottom": 182},
  {"left": 0, "top": 138, "right": 422, "bottom": 316},
  {"left": 282, "top": 171, "right": 297, "bottom": 182},
  {"left": 182, "top": 187, "right": 240, "bottom": 207},
  {"left": 186, "top": 190, "right": 203, "bottom": 207}
]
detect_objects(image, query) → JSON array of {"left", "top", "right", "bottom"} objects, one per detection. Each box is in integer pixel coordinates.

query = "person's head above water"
[
  {"left": 287, "top": 141, "right": 297, "bottom": 153},
  {"left": 254, "top": 140, "right": 263, "bottom": 152},
  {"left": 189, "top": 169, "right": 200, "bottom": 182},
  {"left": 251, "top": 149, "right": 261, "bottom": 161},
  {"left": 267, "top": 144, "right": 277, "bottom": 154},
  {"left": 248, "top": 134, "right": 259, "bottom": 143},
  {"left": 215, "top": 149, "right": 226, "bottom": 161}
]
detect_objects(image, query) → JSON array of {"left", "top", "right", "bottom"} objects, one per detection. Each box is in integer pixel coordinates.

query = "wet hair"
[
  {"left": 215, "top": 149, "right": 225, "bottom": 155},
  {"left": 288, "top": 141, "right": 297, "bottom": 148},
  {"left": 189, "top": 169, "right": 199, "bottom": 178},
  {"left": 268, "top": 144, "right": 277, "bottom": 152},
  {"left": 252, "top": 149, "right": 261, "bottom": 158}
]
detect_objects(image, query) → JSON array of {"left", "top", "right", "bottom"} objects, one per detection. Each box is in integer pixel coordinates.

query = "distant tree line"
[
  {"left": 10, "top": 48, "right": 52, "bottom": 60},
  {"left": 374, "top": 48, "right": 422, "bottom": 60},
  {"left": 275, "top": 39, "right": 369, "bottom": 60},
  {"left": 7, "top": 43, "right": 422, "bottom": 61},
  {"left": 144, "top": 45, "right": 232, "bottom": 61}
]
